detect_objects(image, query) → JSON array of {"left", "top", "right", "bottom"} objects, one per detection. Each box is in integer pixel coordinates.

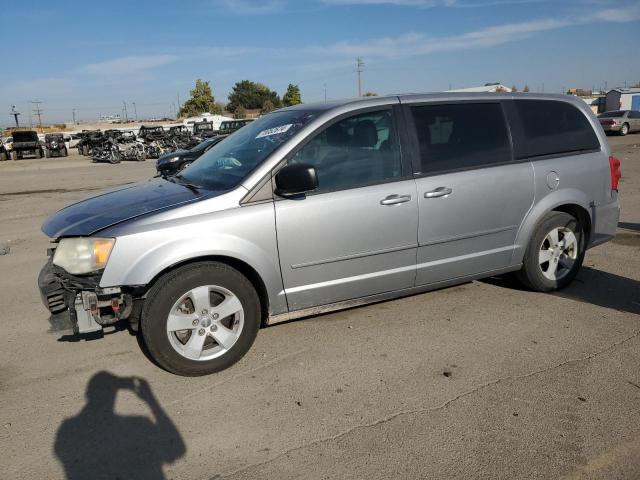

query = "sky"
[{"left": 1, "top": 0, "right": 639, "bottom": 125}]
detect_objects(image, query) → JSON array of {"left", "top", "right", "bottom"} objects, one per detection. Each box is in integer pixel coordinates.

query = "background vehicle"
[
  {"left": 156, "top": 135, "right": 227, "bottom": 176},
  {"left": 598, "top": 110, "right": 640, "bottom": 136},
  {"left": 38, "top": 94, "right": 619, "bottom": 376},
  {"left": 43, "top": 133, "right": 68, "bottom": 157},
  {"left": 192, "top": 120, "right": 216, "bottom": 140},
  {"left": 0, "top": 142, "right": 8, "bottom": 161},
  {"left": 11, "top": 130, "right": 44, "bottom": 160},
  {"left": 217, "top": 119, "right": 254, "bottom": 135},
  {"left": 1, "top": 136, "right": 13, "bottom": 154}
]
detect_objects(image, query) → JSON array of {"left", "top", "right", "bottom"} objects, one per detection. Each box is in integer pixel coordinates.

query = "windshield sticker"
[{"left": 255, "top": 124, "right": 293, "bottom": 139}]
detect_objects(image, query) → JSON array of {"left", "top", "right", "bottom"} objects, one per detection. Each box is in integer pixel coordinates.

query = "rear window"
[
  {"left": 514, "top": 100, "right": 600, "bottom": 159},
  {"left": 410, "top": 102, "right": 511, "bottom": 174}
]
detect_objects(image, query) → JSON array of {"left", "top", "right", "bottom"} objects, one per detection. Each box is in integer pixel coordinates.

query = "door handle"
[
  {"left": 380, "top": 194, "right": 412, "bottom": 206},
  {"left": 424, "top": 187, "right": 452, "bottom": 198}
]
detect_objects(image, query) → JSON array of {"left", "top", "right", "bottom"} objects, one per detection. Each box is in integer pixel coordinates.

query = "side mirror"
[{"left": 275, "top": 163, "right": 318, "bottom": 197}]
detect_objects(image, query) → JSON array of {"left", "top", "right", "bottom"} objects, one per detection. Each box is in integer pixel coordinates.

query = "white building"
[
  {"left": 605, "top": 88, "right": 640, "bottom": 112},
  {"left": 447, "top": 83, "right": 513, "bottom": 93},
  {"left": 182, "top": 112, "right": 232, "bottom": 131}
]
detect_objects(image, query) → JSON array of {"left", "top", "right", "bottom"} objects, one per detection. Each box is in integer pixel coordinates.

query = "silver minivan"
[{"left": 39, "top": 93, "right": 621, "bottom": 376}]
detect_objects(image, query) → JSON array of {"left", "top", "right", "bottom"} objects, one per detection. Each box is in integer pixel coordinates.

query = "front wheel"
[
  {"left": 516, "top": 211, "right": 584, "bottom": 292},
  {"left": 141, "top": 262, "right": 261, "bottom": 376}
]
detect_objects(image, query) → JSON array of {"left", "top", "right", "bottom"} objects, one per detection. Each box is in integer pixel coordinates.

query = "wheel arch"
[
  {"left": 143, "top": 255, "right": 271, "bottom": 326},
  {"left": 513, "top": 189, "right": 593, "bottom": 264}
]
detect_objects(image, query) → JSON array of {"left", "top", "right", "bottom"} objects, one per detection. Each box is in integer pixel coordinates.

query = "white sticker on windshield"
[{"left": 255, "top": 124, "right": 293, "bottom": 139}]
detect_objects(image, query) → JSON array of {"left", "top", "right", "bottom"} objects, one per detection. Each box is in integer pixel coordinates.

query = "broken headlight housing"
[{"left": 53, "top": 238, "right": 115, "bottom": 275}]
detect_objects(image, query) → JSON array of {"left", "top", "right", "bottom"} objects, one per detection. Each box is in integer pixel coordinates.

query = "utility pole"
[
  {"left": 356, "top": 58, "right": 364, "bottom": 97},
  {"left": 31, "top": 101, "right": 43, "bottom": 132},
  {"left": 324, "top": 83, "right": 327, "bottom": 102},
  {"left": 72, "top": 108, "right": 76, "bottom": 125},
  {"left": 122, "top": 101, "right": 129, "bottom": 123},
  {"left": 176, "top": 93, "right": 181, "bottom": 116},
  {"left": 132, "top": 102, "right": 138, "bottom": 121},
  {"left": 10, "top": 105, "right": 20, "bottom": 128}
]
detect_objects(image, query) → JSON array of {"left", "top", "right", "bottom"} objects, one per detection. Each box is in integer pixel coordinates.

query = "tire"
[
  {"left": 11, "top": 151, "right": 18, "bottom": 161},
  {"left": 45, "top": 149, "right": 51, "bottom": 158},
  {"left": 62, "top": 147, "right": 68, "bottom": 157},
  {"left": 35, "top": 149, "right": 42, "bottom": 159},
  {"left": 620, "top": 123, "right": 629, "bottom": 136},
  {"left": 141, "top": 262, "right": 260, "bottom": 376},
  {"left": 516, "top": 211, "right": 584, "bottom": 292}
]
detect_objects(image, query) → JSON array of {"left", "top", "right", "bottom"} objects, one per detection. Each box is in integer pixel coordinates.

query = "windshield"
[
  {"left": 599, "top": 111, "right": 625, "bottom": 118},
  {"left": 181, "top": 109, "right": 317, "bottom": 191}
]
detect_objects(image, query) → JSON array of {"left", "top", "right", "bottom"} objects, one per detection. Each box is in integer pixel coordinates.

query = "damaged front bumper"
[{"left": 38, "top": 260, "right": 133, "bottom": 334}]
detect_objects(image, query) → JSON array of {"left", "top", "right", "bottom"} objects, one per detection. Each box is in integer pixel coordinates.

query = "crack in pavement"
[{"left": 216, "top": 329, "right": 640, "bottom": 480}]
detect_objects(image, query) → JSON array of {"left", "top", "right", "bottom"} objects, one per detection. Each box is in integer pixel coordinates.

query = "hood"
[{"left": 42, "top": 177, "right": 219, "bottom": 238}]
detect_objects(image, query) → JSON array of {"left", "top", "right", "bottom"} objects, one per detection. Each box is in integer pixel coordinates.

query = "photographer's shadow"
[{"left": 54, "top": 371, "right": 185, "bottom": 480}]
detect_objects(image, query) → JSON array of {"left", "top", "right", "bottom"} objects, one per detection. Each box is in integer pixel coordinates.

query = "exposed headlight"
[
  {"left": 53, "top": 238, "right": 115, "bottom": 274},
  {"left": 168, "top": 156, "right": 181, "bottom": 162}
]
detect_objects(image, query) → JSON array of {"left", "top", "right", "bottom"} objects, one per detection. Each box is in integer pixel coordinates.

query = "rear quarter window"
[{"left": 513, "top": 100, "right": 600, "bottom": 159}]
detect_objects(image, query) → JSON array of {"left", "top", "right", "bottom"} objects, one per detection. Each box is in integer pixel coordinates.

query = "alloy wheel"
[
  {"left": 538, "top": 226, "right": 578, "bottom": 281},
  {"left": 166, "top": 285, "right": 244, "bottom": 361}
]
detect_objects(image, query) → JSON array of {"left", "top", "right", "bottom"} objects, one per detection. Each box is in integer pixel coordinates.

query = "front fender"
[
  {"left": 512, "top": 187, "right": 592, "bottom": 264},
  {"left": 99, "top": 202, "right": 287, "bottom": 315}
]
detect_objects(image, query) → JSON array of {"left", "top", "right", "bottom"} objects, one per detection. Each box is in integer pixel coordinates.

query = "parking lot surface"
[{"left": 1, "top": 137, "right": 639, "bottom": 479}]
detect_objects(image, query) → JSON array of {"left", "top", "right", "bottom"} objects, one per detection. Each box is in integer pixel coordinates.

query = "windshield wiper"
[{"left": 168, "top": 174, "right": 201, "bottom": 193}]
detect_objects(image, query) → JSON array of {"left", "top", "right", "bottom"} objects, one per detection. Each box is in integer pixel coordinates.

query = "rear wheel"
[
  {"left": 141, "top": 262, "right": 260, "bottom": 376},
  {"left": 11, "top": 151, "right": 18, "bottom": 161},
  {"left": 516, "top": 211, "right": 584, "bottom": 292},
  {"left": 45, "top": 149, "right": 51, "bottom": 158},
  {"left": 62, "top": 147, "right": 68, "bottom": 157},
  {"left": 620, "top": 123, "right": 629, "bottom": 136},
  {"left": 35, "top": 149, "right": 42, "bottom": 159}
]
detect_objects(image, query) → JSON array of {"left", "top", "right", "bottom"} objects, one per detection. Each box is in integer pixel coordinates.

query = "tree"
[
  {"left": 523, "top": 85, "right": 530, "bottom": 93},
  {"left": 234, "top": 105, "right": 247, "bottom": 119},
  {"left": 363, "top": 91, "right": 378, "bottom": 97},
  {"left": 261, "top": 100, "right": 275, "bottom": 114},
  {"left": 511, "top": 85, "right": 518, "bottom": 92},
  {"left": 227, "top": 80, "right": 281, "bottom": 112},
  {"left": 282, "top": 84, "right": 302, "bottom": 106},
  {"left": 178, "top": 79, "right": 221, "bottom": 117}
]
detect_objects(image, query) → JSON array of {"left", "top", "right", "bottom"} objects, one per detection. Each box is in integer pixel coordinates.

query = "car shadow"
[
  {"left": 483, "top": 267, "right": 640, "bottom": 316},
  {"left": 54, "top": 371, "right": 185, "bottom": 480}
]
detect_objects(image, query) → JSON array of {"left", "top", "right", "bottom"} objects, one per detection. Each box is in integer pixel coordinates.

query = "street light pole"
[
  {"left": 356, "top": 58, "right": 364, "bottom": 97},
  {"left": 72, "top": 108, "right": 76, "bottom": 125}
]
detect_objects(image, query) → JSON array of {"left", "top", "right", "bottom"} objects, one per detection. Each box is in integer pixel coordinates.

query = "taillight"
[
  {"left": 600, "top": 119, "right": 615, "bottom": 126},
  {"left": 609, "top": 156, "right": 621, "bottom": 191}
]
